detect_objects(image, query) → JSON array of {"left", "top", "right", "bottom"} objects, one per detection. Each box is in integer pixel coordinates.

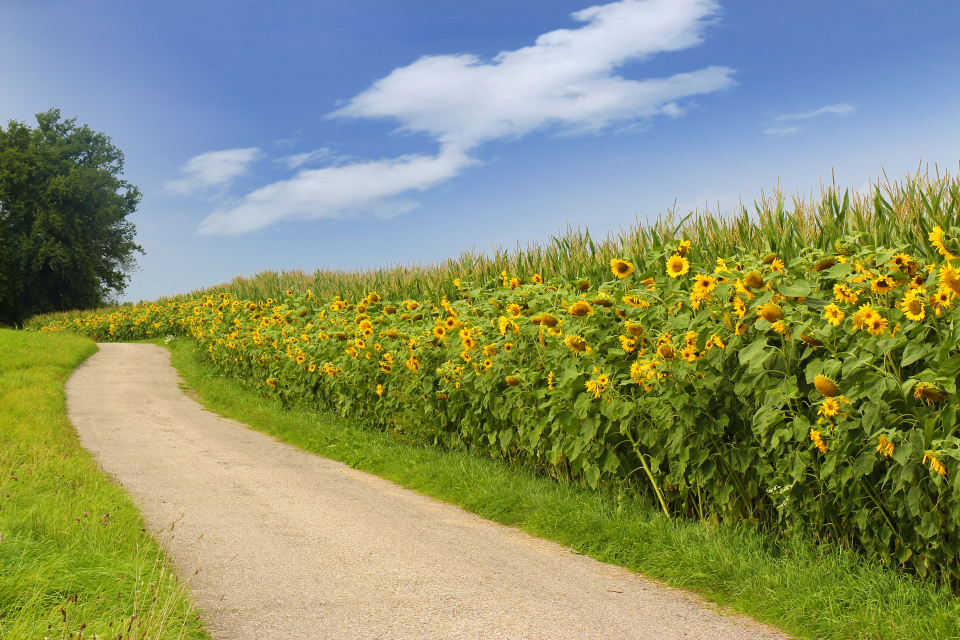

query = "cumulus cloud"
[
  {"left": 167, "top": 147, "right": 261, "bottom": 194},
  {"left": 197, "top": 0, "right": 735, "bottom": 235},
  {"left": 764, "top": 103, "right": 855, "bottom": 135}
]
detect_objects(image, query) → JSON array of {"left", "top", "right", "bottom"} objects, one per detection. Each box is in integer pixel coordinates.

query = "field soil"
[{"left": 65, "top": 343, "right": 786, "bottom": 640}]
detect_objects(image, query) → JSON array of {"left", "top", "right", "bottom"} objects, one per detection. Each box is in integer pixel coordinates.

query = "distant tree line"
[{"left": 0, "top": 109, "right": 143, "bottom": 326}]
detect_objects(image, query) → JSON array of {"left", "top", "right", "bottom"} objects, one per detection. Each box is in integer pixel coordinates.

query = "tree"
[{"left": 0, "top": 109, "right": 144, "bottom": 323}]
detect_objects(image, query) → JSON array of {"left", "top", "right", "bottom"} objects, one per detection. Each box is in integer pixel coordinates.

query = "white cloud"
[
  {"left": 198, "top": 147, "right": 475, "bottom": 235},
  {"left": 763, "top": 125, "right": 801, "bottom": 136},
  {"left": 329, "top": 0, "right": 732, "bottom": 149},
  {"left": 775, "top": 103, "right": 855, "bottom": 122},
  {"left": 198, "top": 0, "right": 735, "bottom": 235},
  {"left": 763, "top": 103, "right": 855, "bottom": 136},
  {"left": 167, "top": 147, "right": 261, "bottom": 194},
  {"left": 279, "top": 147, "right": 333, "bottom": 169}
]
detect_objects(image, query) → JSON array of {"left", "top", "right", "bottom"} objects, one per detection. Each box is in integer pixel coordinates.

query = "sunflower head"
[
  {"left": 901, "top": 295, "right": 926, "bottom": 322},
  {"left": 744, "top": 271, "right": 765, "bottom": 289},
  {"left": 577, "top": 280, "right": 591, "bottom": 292},
  {"left": 540, "top": 313, "right": 559, "bottom": 328},
  {"left": 564, "top": 335, "right": 589, "bottom": 354},
  {"left": 568, "top": 301, "right": 593, "bottom": 317},
  {"left": 915, "top": 382, "right": 946, "bottom": 404},
  {"left": 814, "top": 375, "right": 840, "bottom": 397},
  {"left": 758, "top": 303, "right": 784, "bottom": 322},
  {"left": 611, "top": 258, "right": 634, "bottom": 278},
  {"left": 814, "top": 257, "right": 837, "bottom": 272},
  {"left": 940, "top": 265, "right": 960, "bottom": 295},
  {"left": 666, "top": 254, "right": 690, "bottom": 278},
  {"left": 871, "top": 275, "right": 896, "bottom": 294}
]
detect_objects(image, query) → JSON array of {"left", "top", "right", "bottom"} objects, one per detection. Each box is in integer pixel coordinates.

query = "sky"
[{"left": 2, "top": 0, "right": 959, "bottom": 301}]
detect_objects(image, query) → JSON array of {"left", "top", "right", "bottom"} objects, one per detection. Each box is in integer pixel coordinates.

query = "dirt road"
[{"left": 65, "top": 343, "right": 785, "bottom": 640}]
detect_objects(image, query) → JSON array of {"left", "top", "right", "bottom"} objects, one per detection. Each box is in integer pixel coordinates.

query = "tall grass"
[
  {"left": 0, "top": 329, "right": 208, "bottom": 639},
  {"left": 162, "top": 165, "right": 960, "bottom": 306}
]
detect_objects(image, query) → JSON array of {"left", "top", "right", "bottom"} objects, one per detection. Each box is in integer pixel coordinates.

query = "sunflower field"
[{"left": 29, "top": 170, "right": 960, "bottom": 588}]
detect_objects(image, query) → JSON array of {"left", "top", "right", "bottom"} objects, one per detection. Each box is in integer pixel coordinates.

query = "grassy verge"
[
  {"left": 0, "top": 330, "right": 208, "bottom": 640},
  {"left": 166, "top": 337, "right": 960, "bottom": 640}
]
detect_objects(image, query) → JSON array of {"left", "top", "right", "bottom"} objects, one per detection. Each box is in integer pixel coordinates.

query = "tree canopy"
[{"left": 0, "top": 109, "right": 143, "bottom": 324}]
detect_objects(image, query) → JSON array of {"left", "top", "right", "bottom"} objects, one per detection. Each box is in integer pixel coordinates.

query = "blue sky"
[{"left": 2, "top": 0, "right": 958, "bottom": 301}]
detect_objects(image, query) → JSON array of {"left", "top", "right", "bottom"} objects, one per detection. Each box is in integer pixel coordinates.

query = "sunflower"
[
  {"left": 818, "top": 397, "right": 841, "bottom": 418},
  {"left": 483, "top": 359, "right": 493, "bottom": 370},
  {"left": 940, "top": 265, "right": 960, "bottom": 295},
  {"left": 823, "top": 304, "right": 845, "bottom": 327},
  {"left": 923, "top": 452, "right": 947, "bottom": 477},
  {"left": 611, "top": 258, "right": 634, "bottom": 278},
  {"left": 892, "top": 253, "right": 913, "bottom": 270},
  {"left": 506, "top": 303, "right": 522, "bottom": 317},
  {"left": 770, "top": 258, "right": 785, "bottom": 273},
  {"left": 877, "top": 435, "right": 895, "bottom": 458},
  {"left": 677, "top": 240, "right": 691, "bottom": 257},
  {"left": 564, "top": 335, "right": 590, "bottom": 354},
  {"left": 666, "top": 254, "right": 690, "bottom": 278},
  {"left": 568, "top": 300, "right": 593, "bottom": 317},
  {"left": 706, "top": 334, "right": 725, "bottom": 350},
  {"left": 692, "top": 274, "right": 717, "bottom": 294},
  {"left": 621, "top": 293, "right": 652, "bottom": 309},
  {"left": 376, "top": 384, "right": 384, "bottom": 397},
  {"left": 871, "top": 275, "right": 896, "bottom": 294},
  {"left": 433, "top": 326, "right": 447, "bottom": 339},
  {"left": 814, "top": 375, "right": 840, "bottom": 397},
  {"left": 929, "top": 225, "right": 959, "bottom": 260},
  {"left": 539, "top": 313, "right": 559, "bottom": 328},
  {"left": 619, "top": 335, "right": 637, "bottom": 353},
  {"left": 757, "top": 303, "right": 784, "bottom": 322},
  {"left": 732, "top": 296, "right": 747, "bottom": 319},
  {"left": 901, "top": 294, "right": 926, "bottom": 322},
  {"left": 814, "top": 257, "right": 837, "bottom": 272},
  {"left": 914, "top": 382, "right": 946, "bottom": 404},
  {"left": 532, "top": 274, "right": 544, "bottom": 284},
  {"left": 744, "top": 271, "right": 765, "bottom": 289},
  {"left": 460, "top": 351, "right": 472, "bottom": 362},
  {"left": 866, "top": 314, "right": 888, "bottom": 336},
  {"left": 810, "top": 429, "right": 828, "bottom": 453},
  {"left": 681, "top": 345, "right": 699, "bottom": 362},
  {"left": 657, "top": 342, "right": 676, "bottom": 360},
  {"left": 833, "top": 283, "right": 858, "bottom": 304},
  {"left": 772, "top": 321, "right": 788, "bottom": 334}
]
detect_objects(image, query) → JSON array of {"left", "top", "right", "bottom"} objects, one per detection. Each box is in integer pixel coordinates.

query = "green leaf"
[{"left": 852, "top": 451, "right": 876, "bottom": 477}]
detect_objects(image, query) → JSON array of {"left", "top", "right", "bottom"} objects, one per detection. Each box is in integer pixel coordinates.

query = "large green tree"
[{"left": 0, "top": 109, "right": 144, "bottom": 323}]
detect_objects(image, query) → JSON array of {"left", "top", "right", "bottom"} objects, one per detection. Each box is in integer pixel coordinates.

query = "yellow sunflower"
[
  {"left": 833, "top": 283, "right": 858, "bottom": 304},
  {"left": 823, "top": 303, "right": 845, "bottom": 327},
  {"left": 901, "top": 294, "right": 926, "bottom": 322},
  {"left": 611, "top": 258, "right": 635, "bottom": 278},
  {"left": 666, "top": 254, "right": 690, "bottom": 278},
  {"left": 814, "top": 375, "right": 840, "bottom": 397},
  {"left": 871, "top": 275, "right": 896, "bottom": 294},
  {"left": 757, "top": 303, "right": 784, "bottom": 322},
  {"left": 929, "top": 226, "right": 958, "bottom": 260},
  {"left": 563, "top": 335, "right": 590, "bottom": 354},
  {"left": 810, "top": 429, "right": 828, "bottom": 453},
  {"left": 568, "top": 300, "right": 593, "bottom": 317},
  {"left": 692, "top": 274, "right": 717, "bottom": 295},
  {"left": 940, "top": 265, "right": 960, "bottom": 295}
]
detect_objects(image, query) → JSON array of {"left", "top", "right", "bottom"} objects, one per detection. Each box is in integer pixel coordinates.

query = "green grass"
[
  {"left": 166, "top": 336, "right": 960, "bottom": 640},
  {"left": 0, "top": 330, "right": 208, "bottom": 640}
]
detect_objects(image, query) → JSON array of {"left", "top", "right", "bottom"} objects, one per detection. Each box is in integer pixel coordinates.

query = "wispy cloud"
[
  {"left": 279, "top": 147, "right": 333, "bottom": 169},
  {"left": 196, "top": 0, "right": 736, "bottom": 235},
  {"left": 764, "top": 103, "right": 855, "bottom": 135},
  {"left": 775, "top": 103, "right": 855, "bottom": 122},
  {"left": 166, "top": 148, "right": 262, "bottom": 195}
]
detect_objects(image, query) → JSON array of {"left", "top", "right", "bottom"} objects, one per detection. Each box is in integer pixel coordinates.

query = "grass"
[
  {"left": 0, "top": 329, "right": 208, "bottom": 640},
  {"left": 166, "top": 337, "right": 960, "bottom": 640}
]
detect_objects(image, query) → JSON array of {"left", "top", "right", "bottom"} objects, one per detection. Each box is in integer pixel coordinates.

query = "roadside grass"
[
  {"left": 166, "top": 337, "right": 960, "bottom": 640},
  {"left": 0, "top": 330, "right": 208, "bottom": 640}
]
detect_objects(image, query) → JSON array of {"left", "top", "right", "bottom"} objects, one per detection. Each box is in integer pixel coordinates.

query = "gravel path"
[{"left": 65, "top": 343, "right": 786, "bottom": 640}]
